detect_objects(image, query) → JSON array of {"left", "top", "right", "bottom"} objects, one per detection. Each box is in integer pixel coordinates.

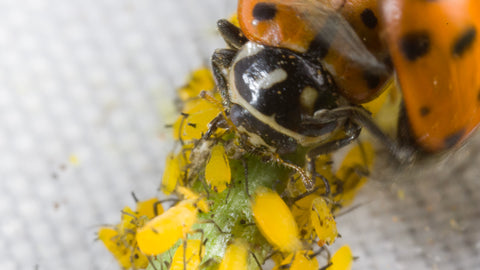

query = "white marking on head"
[{"left": 299, "top": 86, "right": 319, "bottom": 115}]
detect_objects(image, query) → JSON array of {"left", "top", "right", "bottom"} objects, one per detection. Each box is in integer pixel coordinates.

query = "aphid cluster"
[
  {"left": 98, "top": 64, "right": 369, "bottom": 269},
  {"left": 98, "top": 0, "right": 480, "bottom": 269},
  {"left": 236, "top": 0, "right": 480, "bottom": 155}
]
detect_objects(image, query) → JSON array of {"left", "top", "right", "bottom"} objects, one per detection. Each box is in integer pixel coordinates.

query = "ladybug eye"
[{"left": 252, "top": 2, "right": 277, "bottom": 21}]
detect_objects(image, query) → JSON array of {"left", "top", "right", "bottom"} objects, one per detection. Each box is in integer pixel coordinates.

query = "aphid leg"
[
  {"left": 249, "top": 251, "right": 263, "bottom": 269},
  {"left": 152, "top": 201, "right": 163, "bottom": 217},
  {"left": 188, "top": 229, "right": 206, "bottom": 261},
  {"left": 292, "top": 185, "right": 321, "bottom": 203},
  {"left": 146, "top": 255, "right": 159, "bottom": 270},
  {"left": 177, "top": 112, "right": 189, "bottom": 146},
  {"left": 280, "top": 252, "right": 297, "bottom": 269},
  {"left": 319, "top": 262, "right": 333, "bottom": 270},
  {"left": 120, "top": 210, "right": 138, "bottom": 221},
  {"left": 241, "top": 157, "right": 250, "bottom": 198},
  {"left": 263, "top": 251, "right": 281, "bottom": 265},
  {"left": 131, "top": 191, "right": 139, "bottom": 202},
  {"left": 182, "top": 239, "right": 187, "bottom": 269},
  {"left": 199, "top": 220, "right": 225, "bottom": 234},
  {"left": 225, "top": 182, "right": 232, "bottom": 203},
  {"left": 216, "top": 19, "right": 249, "bottom": 50},
  {"left": 198, "top": 174, "right": 211, "bottom": 199}
]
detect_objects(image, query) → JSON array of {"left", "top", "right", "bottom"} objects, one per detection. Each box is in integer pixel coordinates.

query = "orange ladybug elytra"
[
  {"left": 381, "top": 0, "right": 480, "bottom": 152},
  {"left": 238, "top": 0, "right": 391, "bottom": 104},
  {"left": 237, "top": 0, "right": 480, "bottom": 154}
]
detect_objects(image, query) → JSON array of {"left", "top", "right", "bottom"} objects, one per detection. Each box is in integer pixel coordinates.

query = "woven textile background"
[{"left": 0, "top": 0, "right": 479, "bottom": 269}]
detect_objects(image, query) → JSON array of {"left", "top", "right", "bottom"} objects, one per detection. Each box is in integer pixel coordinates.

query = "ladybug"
[
  {"left": 238, "top": 0, "right": 392, "bottom": 104},
  {"left": 210, "top": 20, "right": 400, "bottom": 191},
  {"left": 381, "top": 0, "right": 480, "bottom": 152},
  {"left": 237, "top": 0, "right": 480, "bottom": 155}
]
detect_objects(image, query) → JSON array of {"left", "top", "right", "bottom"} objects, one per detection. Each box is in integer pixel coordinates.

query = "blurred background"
[{"left": 0, "top": 0, "right": 479, "bottom": 269}]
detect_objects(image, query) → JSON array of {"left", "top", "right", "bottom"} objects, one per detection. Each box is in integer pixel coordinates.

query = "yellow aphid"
[
  {"left": 251, "top": 187, "right": 302, "bottom": 253},
  {"left": 273, "top": 251, "right": 319, "bottom": 270},
  {"left": 136, "top": 202, "right": 197, "bottom": 256},
  {"left": 176, "top": 186, "right": 210, "bottom": 213},
  {"left": 329, "top": 245, "right": 353, "bottom": 270},
  {"left": 161, "top": 153, "right": 183, "bottom": 195},
  {"left": 291, "top": 194, "right": 317, "bottom": 240},
  {"left": 136, "top": 197, "right": 163, "bottom": 220},
  {"left": 334, "top": 142, "right": 375, "bottom": 207},
  {"left": 98, "top": 227, "right": 147, "bottom": 269},
  {"left": 363, "top": 79, "right": 401, "bottom": 134},
  {"left": 98, "top": 198, "right": 162, "bottom": 270},
  {"left": 205, "top": 143, "right": 231, "bottom": 192},
  {"left": 173, "top": 98, "right": 222, "bottom": 142},
  {"left": 178, "top": 68, "right": 215, "bottom": 102},
  {"left": 169, "top": 239, "right": 205, "bottom": 270},
  {"left": 310, "top": 197, "right": 338, "bottom": 246},
  {"left": 219, "top": 239, "right": 249, "bottom": 270},
  {"left": 363, "top": 78, "right": 392, "bottom": 117}
]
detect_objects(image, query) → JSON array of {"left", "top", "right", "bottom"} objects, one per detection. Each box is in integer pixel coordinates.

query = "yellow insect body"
[
  {"left": 169, "top": 239, "right": 205, "bottom": 270},
  {"left": 98, "top": 227, "right": 148, "bottom": 269},
  {"left": 177, "top": 68, "right": 215, "bottom": 102},
  {"left": 273, "top": 251, "right": 319, "bottom": 270},
  {"left": 98, "top": 197, "right": 162, "bottom": 269},
  {"left": 310, "top": 196, "right": 338, "bottom": 246},
  {"left": 329, "top": 245, "right": 354, "bottom": 270},
  {"left": 173, "top": 98, "right": 222, "bottom": 142},
  {"left": 176, "top": 186, "right": 210, "bottom": 213},
  {"left": 334, "top": 142, "right": 375, "bottom": 207},
  {"left": 251, "top": 187, "right": 302, "bottom": 253},
  {"left": 136, "top": 197, "right": 163, "bottom": 220},
  {"left": 161, "top": 153, "right": 183, "bottom": 195},
  {"left": 205, "top": 143, "right": 231, "bottom": 192},
  {"left": 218, "top": 240, "right": 249, "bottom": 270},
  {"left": 136, "top": 201, "right": 197, "bottom": 256}
]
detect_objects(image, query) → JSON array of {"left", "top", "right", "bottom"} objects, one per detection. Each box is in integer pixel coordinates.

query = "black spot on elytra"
[
  {"left": 360, "top": 8, "right": 378, "bottom": 29},
  {"left": 452, "top": 26, "right": 476, "bottom": 57},
  {"left": 444, "top": 128, "right": 466, "bottom": 149},
  {"left": 363, "top": 71, "right": 380, "bottom": 89},
  {"left": 307, "top": 15, "right": 341, "bottom": 59},
  {"left": 307, "top": 33, "right": 330, "bottom": 59},
  {"left": 477, "top": 89, "right": 480, "bottom": 101},
  {"left": 419, "top": 106, "right": 431, "bottom": 117},
  {"left": 384, "top": 55, "right": 394, "bottom": 70},
  {"left": 399, "top": 32, "right": 431, "bottom": 61},
  {"left": 252, "top": 2, "right": 277, "bottom": 21}
]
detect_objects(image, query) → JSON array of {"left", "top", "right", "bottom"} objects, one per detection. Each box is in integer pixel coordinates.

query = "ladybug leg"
[
  {"left": 347, "top": 107, "right": 416, "bottom": 163},
  {"left": 211, "top": 48, "right": 237, "bottom": 107},
  {"left": 316, "top": 106, "right": 416, "bottom": 163},
  {"left": 216, "top": 19, "right": 249, "bottom": 50},
  {"left": 306, "top": 121, "right": 362, "bottom": 196}
]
